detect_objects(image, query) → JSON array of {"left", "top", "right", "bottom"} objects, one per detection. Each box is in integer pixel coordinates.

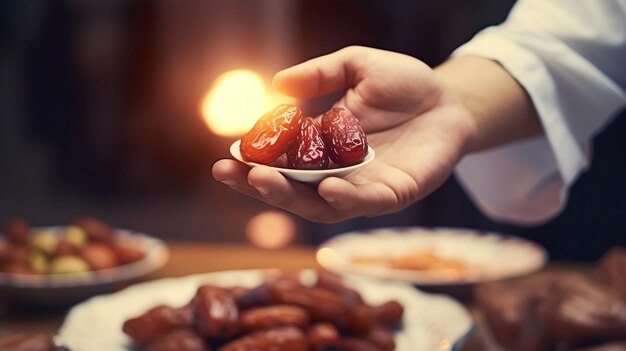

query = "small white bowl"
[{"left": 230, "top": 140, "right": 375, "bottom": 183}]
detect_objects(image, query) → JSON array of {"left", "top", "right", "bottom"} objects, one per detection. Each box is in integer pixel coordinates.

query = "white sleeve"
[{"left": 452, "top": 0, "right": 626, "bottom": 225}]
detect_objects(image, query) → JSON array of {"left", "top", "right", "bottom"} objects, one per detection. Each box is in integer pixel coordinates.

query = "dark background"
[{"left": 1, "top": 0, "right": 625, "bottom": 261}]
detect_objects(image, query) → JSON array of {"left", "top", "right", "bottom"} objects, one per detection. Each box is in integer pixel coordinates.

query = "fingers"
[
  {"left": 317, "top": 176, "right": 399, "bottom": 217},
  {"left": 316, "top": 177, "right": 359, "bottom": 207},
  {"left": 212, "top": 159, "right": 265, "bottom": 201},
  {"left": 246, "top": 166, "right": 339, "bottom": 223},
  {"left": 213, "top": 160, "right": 343, "bottom": 222},
  {"left": 213, "top": 159, "right": 408, "bottom": 222},
  {"left": 273, "top": 46, "right": 371, "bottom": 99}
]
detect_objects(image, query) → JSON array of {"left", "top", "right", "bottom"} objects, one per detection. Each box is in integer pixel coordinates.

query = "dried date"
[
  {"left": 307, "top": 323, "right": 340, "bottom": 351},
  {"left": 239, "top": 305, "right": 310, "bottom": 332},
  {"left": 321, "top": 107, "right": 368, "bottom": 166},
  {"left": 338, "top": 337, "right": 383, "bottom": 351},
  {"left": 374, "top": 301, "right": 404, "bottom": 329},
  {"left": 144, "top": 328, "right": 210, "bottom": 351},
  {"left": 344, "top": 304, "right": 376, "bottom": 335},
  {"left": 287, "top": 117, "right": 329, "bottom": 170},
  {"left": 267, "top": 280, "right": 348, "bottom": 323},
  {"left": 193, "top": 285, "right": 239, "bottom": 339},
  {"left": 315, "top": 270, "right": 364, "bottom": 307},
  {"left": 80, "top": 242, "right": 119, "bottom": 270},
  {"left": 234, "top": 284, "right": 272, "bottom": 310},
  {"left": 365, "top": 327, "right": 396, "bottom": 351},
  {"left": 240, "top": 104, "right": 303, "bottom": 165},
  {"left": 217, "top": 326, "right": 308, "bottom": 351},
  {"left": 123, "top": 305, "right": 193, "bottom": 346}
]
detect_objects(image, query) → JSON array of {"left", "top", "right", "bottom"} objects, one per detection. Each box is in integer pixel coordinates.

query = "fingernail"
[
  {"left": 254, "top": 186, "right": 271, "bottom": 196},
  {"left": 323, "top": 197, "right": 336, "bottom": 204}
]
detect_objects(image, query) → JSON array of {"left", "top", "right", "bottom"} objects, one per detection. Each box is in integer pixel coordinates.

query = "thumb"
[{"left": 273, "top": 46, "right": 372, "bottom": 99}]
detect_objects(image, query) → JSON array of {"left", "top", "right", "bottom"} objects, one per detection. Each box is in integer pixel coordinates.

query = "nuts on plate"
[{"left": 0, "top": 217, "right": 146, "bottom": 276}]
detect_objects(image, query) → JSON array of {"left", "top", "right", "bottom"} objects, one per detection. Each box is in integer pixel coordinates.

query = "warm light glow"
[
  {"left": 246, "top": 211, "right": 296, "bottom": 249},
  {"left": 316, "top": 247, "right": 338, "bottom": 267},
  {"left": 200, "top": 69, "right": 293, "bottom": 137}
]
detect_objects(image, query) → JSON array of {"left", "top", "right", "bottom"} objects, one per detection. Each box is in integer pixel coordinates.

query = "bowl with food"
[
  {"left": 55, "top": 269, "right": 473, "bottom": 351},
  {"left": 316, "top": 226, "right": 547, "bottom": 288},
  {"left": 0, "top": 217, "right": 169, "bottom": 304},
  {"left": 232, "top": 104, "right": 374, "bottom": 183}
]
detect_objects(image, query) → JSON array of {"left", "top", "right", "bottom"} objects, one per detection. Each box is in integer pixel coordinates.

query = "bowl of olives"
[
  {"left": 232, "top": 104, "right": 375, "bottom": 183},
  {"left": 0, "top": 217, "right": 169, "bottom": 305}
]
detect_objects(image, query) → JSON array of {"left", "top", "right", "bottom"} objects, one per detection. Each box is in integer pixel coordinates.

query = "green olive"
[
  {"left": 50, "top": 255, "right": 90, "bottom": 274},
  {"left": 64, "top": 226, "right": 88, "bottom": 247},
  {"left": 29, "top": 252, "right": 49, "bottom": 274},
  {"left": 31, "top": 229, "right": 59, "bottom": 255}
]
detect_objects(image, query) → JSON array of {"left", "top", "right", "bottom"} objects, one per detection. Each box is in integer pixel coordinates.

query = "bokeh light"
[
  {"left": 315, "top": 247, "right": 338, "bottom": 267},
  {"left": 200, "top": 69, "right": 294, "bottom": 137},
  {"left": 246, "top": 210, "right": 296, "bottom": 249}
]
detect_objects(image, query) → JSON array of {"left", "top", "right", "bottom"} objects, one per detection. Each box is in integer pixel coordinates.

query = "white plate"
[
  {"left": 230, "top": 140, "right": 375, "bottom": 183},
  {"left": 0, "top": 227, "right": 169, "bottom": 304},
  {"left": 56, "top": 269, "right": 473, "bottom": 351},
  {"left": 317, "top": 227, "right": 547, "bottom": 286}
]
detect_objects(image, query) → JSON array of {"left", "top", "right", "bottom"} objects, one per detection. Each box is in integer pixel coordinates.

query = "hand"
[{"left": 212, "top": 46, "right": 476, "bottom": 223}]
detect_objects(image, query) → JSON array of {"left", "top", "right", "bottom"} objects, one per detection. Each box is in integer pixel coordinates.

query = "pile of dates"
[
  {"left": 123, "top": 271, "right": 404, "bottom": 351},
  {"left": 240, "top": 104, "right": 369, "bottom": 169},
  {"left": 476, "top": 246, "right": 626, "bottom": 351},
  {"left": 0, "top": 217, "right": 145, "bottom": 276}
]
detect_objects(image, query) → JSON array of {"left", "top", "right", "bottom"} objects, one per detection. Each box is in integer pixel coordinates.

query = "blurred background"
[{"left": 2, "top": 0, "right": 625, "bottom": 261}]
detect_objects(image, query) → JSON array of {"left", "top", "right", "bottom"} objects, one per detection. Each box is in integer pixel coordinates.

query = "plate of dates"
[
  {"left": 56, "top": 269, "right": 473, "bottom": 351},
  {"left": 232, "top": 104, "right": 375, "bottom": 183}
]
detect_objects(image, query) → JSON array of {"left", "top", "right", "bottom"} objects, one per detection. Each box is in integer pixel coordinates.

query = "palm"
[
  {"left": 212, "top": 47, "right": 473, "bottom": 223},
  {"left": 322, "top": 52, "right": 471, "bottom": 216}
]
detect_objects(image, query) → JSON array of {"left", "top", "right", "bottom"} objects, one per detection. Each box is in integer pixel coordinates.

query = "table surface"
[{"left": 0, "top": 242, "right": 590, "bottom": 351}]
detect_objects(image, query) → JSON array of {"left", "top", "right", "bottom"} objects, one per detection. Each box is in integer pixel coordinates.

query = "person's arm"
[
  {"left": 435, "top": 56, "right": 542, "bottom": 152},
  {"left": 212, "top": 47, "right": 541, "bottom": 223},
  {"left": 449, "top": 0, "right": 626, "bottom": 224},
  {"left": 213, "top": 1, "right": 626, "bottom": 225}
]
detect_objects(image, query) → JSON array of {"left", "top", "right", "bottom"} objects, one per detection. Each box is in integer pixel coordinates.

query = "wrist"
[
  {"left": 433, "top": 62, "right": 481, "bottom": 155},
  {"left": 434, "top": 55, "right": 543, "bottom": 153}
]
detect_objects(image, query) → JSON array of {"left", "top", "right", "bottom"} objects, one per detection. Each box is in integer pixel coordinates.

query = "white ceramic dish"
[
  {"left": 0, "top": 226, "right": 169, "bottom": 304},
  {"left": 230, "top": 140, "right": 375, "bottom": 183},
  {"left": 317, "top": 227, "right": 547, "bottom": 286},
  {"left": 56, "top": 269, "right": 473, "bottom": 351}
]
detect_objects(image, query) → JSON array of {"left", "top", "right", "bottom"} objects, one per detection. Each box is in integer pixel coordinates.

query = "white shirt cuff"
[{"left": 451, "top": 33, "right": 612, "bottom": 225}]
